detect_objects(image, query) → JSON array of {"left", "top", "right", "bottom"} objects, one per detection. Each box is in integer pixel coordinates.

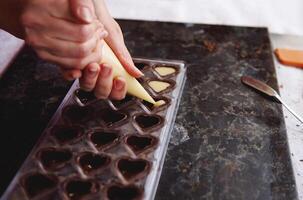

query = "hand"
[
  {"left": 79, "top": 0, "right": 143, "bottom": 100},
  {"left": 20, "top": 0, "right": 108, "bottom": 80}
]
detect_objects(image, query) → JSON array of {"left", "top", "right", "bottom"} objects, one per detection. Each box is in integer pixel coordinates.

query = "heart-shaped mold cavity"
[
  {"left": 62, "top": 105, "right": 92, "bottom": 124},
  {"left": 107, "top": 184, "right": 143, "bottom": 200},
  {"left": 147, "top": 79, "right": 176, "bottom": 94},
  {"left": 64, "top": 179, "right": 98, "bottom": 200},
  {"left": 74, "top": 89, "right": 96, "bottom": 105},
  {"left": 111, "top": 95, "right": 134, "bottom": 109},
  {"left": 117, "top": 157, "right": 150, "bottom": 181},
  {"left": 142, "top": 96, "right": 170, "bottom": 112},
  {"left": 51, "top": 125, "right": 84, "bottom": 144},
  {"left": 37, "top": 147, "right": 72, "bottom": 170},
  {"left": 135, "top": 62, "right": 149, "bottom": 71},
  {"left": 98, "top": 109, "right": 128, "bottom": 126},
  {"left": 78, "top": 152, "right": 111, "bottom": 174},
  {"left": 134, "top": 114, "right": 164, "bottom": 131},
  {"left": 126, "top": 135, "right": 158, "bottom": 154},
  {"left": 90, "top": 130, "right": 120, "bottom": 150},
  {"left": 21, "top": 173, "right": 58, "bottom": 198}
]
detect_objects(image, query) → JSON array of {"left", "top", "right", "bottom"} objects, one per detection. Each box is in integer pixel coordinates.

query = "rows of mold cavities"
[
  {"left": 73, "top": 61, "right": 179, "bottom": 108},
  {"left": 19, "top": 105, "right": 161, "bottom": 199},
  {"left": 20, "top": 132, "right": 154, "bottom": 200},
  {"left": 17, "top": 62, "right": 180, "bottom": 200},
  {"left": 135, "top": 62, "right": 179, "bottom": 97}
]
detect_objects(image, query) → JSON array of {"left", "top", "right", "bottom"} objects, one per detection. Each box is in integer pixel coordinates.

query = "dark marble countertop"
[{"left": 0, "top": 20, "right": 297, "bottom": 199}]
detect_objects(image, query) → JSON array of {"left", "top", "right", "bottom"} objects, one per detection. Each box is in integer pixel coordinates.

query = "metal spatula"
[{"left": 241, "top": 76, "right": 303, "bottom": 123}]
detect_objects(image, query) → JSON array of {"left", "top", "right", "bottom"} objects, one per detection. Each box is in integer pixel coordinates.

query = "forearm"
[{"left": 0, "top": 0, "right": 24, "bottom": 39}]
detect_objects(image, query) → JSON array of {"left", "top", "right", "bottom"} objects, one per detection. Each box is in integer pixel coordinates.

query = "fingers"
[
  {"left": 79, "top": 63, "right": 100, "bottom": 91},
  {"left": 60, "top": 68, "right": 82, "bottom": 81},
  {"left": 38, "top": 29, "right": 107, "bottom": 58},
  {"left": 35, "top": 39, "right": 103, "bottom": 70},
  {"left": 69, "top": 0, "right": 96, "bottom": 23},
  {"left": 104, "top": 20, "right": 143, "bottom": 78},
  {"left": 94, "top": 64, "right": 113, "bottom": 99},
  {"left": 116, "top": 45, "right": 144, "bottom": 78},
  {"left": 109, "top": 77, "right": 127, "bottom": 100},
  {"left": 45, "top": 18, "right": 104, "bottom": 43}
]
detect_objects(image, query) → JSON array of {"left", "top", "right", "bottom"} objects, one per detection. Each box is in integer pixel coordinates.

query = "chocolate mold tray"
[{"left": 2, "top": 58, "right": 186, "bottom": 200}]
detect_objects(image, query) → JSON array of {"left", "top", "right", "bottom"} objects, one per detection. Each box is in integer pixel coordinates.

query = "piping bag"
[{"left": 99, "top": 41, "right": 157, "bottom": 105}]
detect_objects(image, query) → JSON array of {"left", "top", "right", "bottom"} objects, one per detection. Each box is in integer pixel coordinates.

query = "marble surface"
[
  {"left": 0, "top": 20, "right": 298, "bottom": 199},
  {"left": 0, "top": 46, "right": 72, "bottom": 195}
]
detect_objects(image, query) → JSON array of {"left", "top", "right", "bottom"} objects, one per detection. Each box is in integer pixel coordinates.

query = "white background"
[{"left": 105, "top": 0, "right": 303, "bottom": 36}]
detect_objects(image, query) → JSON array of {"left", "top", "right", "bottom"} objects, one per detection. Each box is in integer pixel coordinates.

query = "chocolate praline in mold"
[
  {"left": 116, "top": 157, "right": 151, "bottom": 182},
  {"left": 142, "top": 96, "right": 171, "bottom": 112},
  {"left": 125, "top": 135, "right": 158, "bottom": 155},
  {"left": 74, "top": 89, "right": 97, "bottom": 106},
  {"left": 97, "top": 109, "right": 128, "bottom": 127},
  {"left": 37, "top": 147, "right": 72, "bottom": 170},
  {"left": 63, "top": 178, "right": 99, "bottom": 200},
  {"left": 152, "top": 65, "right": 180, "bottom": 78},
  {"left": 21, "top": 172, "right": 58, "bottom": 198},
  {"left": 110, "top": 95, "right": 135, "bottom": 110},
  {"left": 133, "top": 113, "right": 164, "bottom": 132},
  {"left": 51, "top": 125, "right": 84, "bottom": 144},
  {"left": 106, "top": 184, "right": 143, "bottom": 200},
  {"left": 146, "top": 78, "right": 176, "bottom": 95},
  {"left": 77, "top": 152, "right": 111, "bottom": 174},
  {"left": 62, "top": 105, "right": 93, "bottom": 124},
  {"left": 89, "top": 129, "right": 120, "bottom": 150}
]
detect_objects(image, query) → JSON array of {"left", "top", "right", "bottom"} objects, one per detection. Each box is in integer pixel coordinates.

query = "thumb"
[{"left": 69, "top": 0, "right": 96, "bottom": 23}]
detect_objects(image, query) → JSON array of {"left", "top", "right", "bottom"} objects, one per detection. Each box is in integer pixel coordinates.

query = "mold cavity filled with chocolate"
[
  {"left": 90, "top": 130, "right": 120, "bottom": 150},
  {"left": 147, "top": 79, "right": 175, "bottom": 94},
  {"left": 98, "top": 109, "right": 128, "bottom": 126},
  {"left": 74, "top": 89, "right": 96, "bottom": 105},
  {"left": 52, "top": 125, "right": 84, "bottom": 144},
  {"left": 107, "top": 184, "right": 143, "bottom": 200},
  {"left": 111, "top": 94, "right": 134, "bottom": 109},
  {"left": 117, "top": 157, "right": 150, "bottom": 181},
  {"left": 37, "top": 147, "right": 72, "bottom": 170},
  {"left": 154, "top": 65, "right": 178, "bottom": 77},
  {"left": 78, "top": 152, "right": 111, "bottom": 174},
  {"left": 134, "top": 114, "right": 164, "bottom": 131},
  {"left": 22, "top": 173, "right": 58, "bottom": 198},
  {"left": 64, "top": 179, "right": 98, "bottom": 200},
  {"left": 135, "top": 62, "right": 149, "bottom": 71},
  {"left": 62, "top": 105, "right": 92, "bottom": 124},
  {"left": 126, "top": 135, "right": 158, "bottom": 154}
]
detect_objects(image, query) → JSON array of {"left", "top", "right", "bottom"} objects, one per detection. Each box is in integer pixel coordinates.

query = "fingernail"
[
  {"left": 89, "top": 64, "right": 98, "bottom": 75},
  {"left": 135, "top": 66, "right": 144, "bottom": 77},
  {"left": 100, "top": 64, "right": 112, "bottom": 78},
  {"left": 72, "top": 71, "right": 82, "bottom": 79},
  {"left": 114, "top": 78, "right": 125, "bottom": 90},
  {"left": 100, "top": 30, "right": 108, "bottom": 38},
  {"left": 78, "top": 7, "right": 93, "bottom": 23}
]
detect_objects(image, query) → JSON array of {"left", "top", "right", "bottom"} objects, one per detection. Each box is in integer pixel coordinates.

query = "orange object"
[{"left": 275, "top": 48, "right": 303, "bottom": 68}]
